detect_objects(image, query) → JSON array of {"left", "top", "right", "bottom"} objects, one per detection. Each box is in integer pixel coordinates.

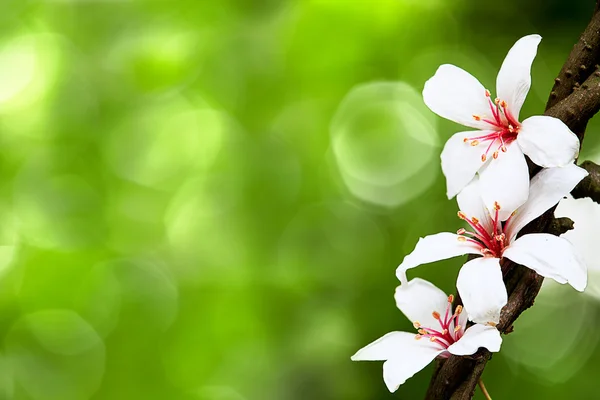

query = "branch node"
[
  {"left": 572, "top": 160, "right": 600, "bottom": 203},
  {"left": 548, "top": 217, "right": 574, "bottom": 236},
  {"left": 566, "top": 69, "right": 573, "bottom": 77}
]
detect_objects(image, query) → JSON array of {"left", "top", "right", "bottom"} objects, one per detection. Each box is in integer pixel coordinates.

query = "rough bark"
[
  {"left": 425, "top": 3, "right": 600, "bottom": 399},
  {"left": 546, "top": 5, "right": 600, "bottom": 110},
  {"left": 572, "top": 160, "right": 600, "bottom": 203}
]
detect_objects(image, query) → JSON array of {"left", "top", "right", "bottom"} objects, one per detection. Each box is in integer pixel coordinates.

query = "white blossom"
[
  {"left": 351, "top": 278, "right": 501, "bottom": 392},
  {"left": 396, "top": 164, "right": 588, "bottom": 325},
  {"left": 423, "top": 35, "right": 580, "bottom": 220}
]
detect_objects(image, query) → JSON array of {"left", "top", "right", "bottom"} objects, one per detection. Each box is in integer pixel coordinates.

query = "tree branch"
[
  {"left": 425, "top": 5, "right": 600, "bottom": 399},
  {"left": 546, "top": 67, "right": 600, "bottom": 140},
  {"left": 572, "top": 160, "right": 600, "bottom": 203},
  {"left": 546, "top": 5, "right": 600, "bottom": 110}
]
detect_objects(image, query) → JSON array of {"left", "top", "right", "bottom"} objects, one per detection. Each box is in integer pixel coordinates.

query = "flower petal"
[
  {"left": 457, "top": 306, "right": 469, "bottom": 331},
  {"left": 496, "top": 34, "right": 541, "bottom": 120},
  {"left": 423, "top": 64, "right": 493, "bottom": 130},
  {"left": 479, "top": 142, "right": 529, "bottom": 221},
  {"left": 457, "top": 257, "right": 507, "bottom": 325},
  {"left": 505, "top": 164, "right": 588, "bottom": 242},
  {"left": 441, "top": 130, "right": 492, "bottom": 199},
  {"left": 517, "top": 116, "right": 580, "bottom": 167},
  {"left": 396, "top": 233, "right": 482, "bottom": 284},
  {"left": 555, "top": 195, "right": 600, "bottom": 273},
  {"left": 382, "top": 350, "right": 441, "bottom": 393},
  {"left": 351, "top": 332, "right": 416, "bottom": 361},
  {"left": 503, "top": 233, "right": 587, "bottom": 291},
  {"left": 456, "top": 175, "right": 493, "bottom": 233},
  {"left": 448, "top": 324, "right": 502, "bottom": 356},
  {"left": 395, "top": 278, "right": 449, "bottom": 330},
  {"left": 351, "top": 331, "right": 442, "bottom": 392}
]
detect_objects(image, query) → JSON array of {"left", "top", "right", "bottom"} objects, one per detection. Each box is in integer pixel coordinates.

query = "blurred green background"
[{"left": 1, "top": 0, "right": 600, "bottom": 399}]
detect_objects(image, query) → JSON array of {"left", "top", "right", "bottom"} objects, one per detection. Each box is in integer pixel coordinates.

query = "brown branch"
[
  {"left": 546, "top": 5, "right": 600, "bottom": 110},
  {"left": 572, "top": 160, "right": 600, "bottom": 203},
  {"left": 425, "top": 5, "right": 600, "bottom": 399},
  {"left": 546, "top": 67, "right": 600, "bottom": 140}
]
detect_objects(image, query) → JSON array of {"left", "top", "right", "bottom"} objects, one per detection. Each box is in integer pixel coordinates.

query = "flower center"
[
  {"left": 456, "top": 201, "right": 510, "bottom": 258},
  {"left": 465, "top": 90, "right": 520, "bottom": 162},
  {"left": 414, "top": 294, "right": 464, "bottom": 352}
]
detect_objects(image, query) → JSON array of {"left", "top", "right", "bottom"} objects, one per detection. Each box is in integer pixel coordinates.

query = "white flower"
[
  {"left": 351, "top": 278, "right": 501, "bottom": 392},
  {"left": 396, "top": 164, "right": 588, "bottom": 325},
  {"left": 423, "top": 34, "right": 581, "bottom": 220}
]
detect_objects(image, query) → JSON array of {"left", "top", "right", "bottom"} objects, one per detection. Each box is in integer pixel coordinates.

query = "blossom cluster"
[{"left": 351, "top": 35, "right": 589, "bottom": 392}]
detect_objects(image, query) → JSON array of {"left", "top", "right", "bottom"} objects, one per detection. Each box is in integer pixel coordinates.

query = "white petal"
[
  {"left": 351, "top": 332, "right": 442, "bottom": 392},
  {"left": 496, "top": 34, "right": 541, "bottom": 120},
  {"left": 505, "top": 164, "right": 588, "bottom": 241},
  {"left": 457, "top": 306, "right": 469, "bottom": 331},
  {"left": 555, "top": 196, "right": 600, "bottom": 273},
  {"left": 503, "top": 233, "right": 587, "bottom": 291},
  {"left": 457, "top": 257, "right": 507, "bottom": 325},
  {"left": 441, "top": 131, "right": 492, "bottom": 199},
  {"left": 479, "top": 142, "right": 529, "bottom": 221},
  {"left": 456, "top": 176, "right": 493, "bottom": 234},
  {"left": 382, "top": 346, "right": 442, "bottom": 392},
  {"left": 395, "top": 278, "right": 448, "bottom": 329},
  {"left": 448, "top": 324, "right": 502, "bottom": 356},
  {"left": 423, "top": 64, "right": 494, "bottom": 130},
  {"left": 518, "top": 116, "right": 580, "bottom": 167},
  {"left": 396, "top": 232, "right": 482, "bottom": 284},
  {"left": 351, "top": 332, "right": 416, "bottom": 361}
]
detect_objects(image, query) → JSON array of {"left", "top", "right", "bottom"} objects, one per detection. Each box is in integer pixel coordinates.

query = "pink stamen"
[
  {"left": 443, "top": 300, "right": 451, "bottom": 325},
  {"left": 488, "top": 98, "right": 499, "bottom": 123},
  {"left": 414, "top": 296, "right": 465, "bottom": 350},
  {"left": 482, "top": 118, "right": 502, "bottom": 128},
  {"left": 501, "top": 101, "right": 519, "bottom": 127},
  {"left": 452, "top": 306, "right": 463, "bottom": 340},
  {"left": 458, "top": 230, "right": 492, "bottom": 248},
  {"left": 484, "top": 137, "right": 498, "bottom": 157},
  {"left": 464, "top": 132, "right": 499, "bottom": 141},
  {"left": 458, "top": 213, "right": 496, "bottom": 250},
  {"left": 467, "top": 92, "right": 521, "bottom": 162},
  {"left": 456, "top": 201, "right": 509, "bottom": 259}
]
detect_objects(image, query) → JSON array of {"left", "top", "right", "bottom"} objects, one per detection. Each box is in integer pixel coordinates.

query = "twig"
[{"left": 478, "top": 379, "right": 492, "bottom": 400}]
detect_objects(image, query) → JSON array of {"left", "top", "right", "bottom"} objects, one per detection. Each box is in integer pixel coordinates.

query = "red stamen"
[
  {"left": 482, "top": 118, "right": 502, "bottom": 127},
  {"left": 458, "top": 230, "right": 492, "bottom": 247},
  {"left": 466, "top": 96, "right": 520, "bottom": 159},
  {"left": 414, "top": 297, "right": 467, "bottom": 350},
  {"left": 488, "top": 96, "right": 500, "bottom": 123},
  {"left": 483, "top": 137, "right": 498, "bottom": 157},
  {"left": 443, "top": 303, "right": 451, "bottom": 325}
]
